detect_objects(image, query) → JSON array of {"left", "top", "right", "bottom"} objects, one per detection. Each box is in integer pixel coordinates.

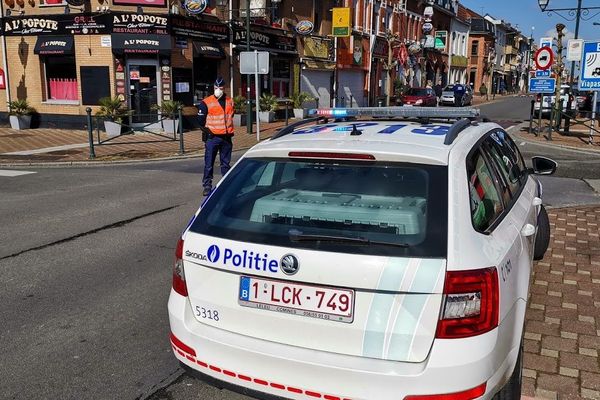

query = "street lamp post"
[{"left": 537, "top": 0, "right": 600, "bottom": 85}]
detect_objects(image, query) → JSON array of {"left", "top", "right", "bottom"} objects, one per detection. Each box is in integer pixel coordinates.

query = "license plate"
[{"left": 239, "top": 276, "right": 354, "bottom": 323}]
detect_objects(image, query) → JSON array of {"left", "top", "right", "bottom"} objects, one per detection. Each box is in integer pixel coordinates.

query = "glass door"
[{"left": 128, "top": 63, "right": 158, "bottom": 123}]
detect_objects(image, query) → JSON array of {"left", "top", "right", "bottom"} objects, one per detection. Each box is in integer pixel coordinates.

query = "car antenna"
[{"left": 350, "top": 124, "right": 362, "bottom": 136}]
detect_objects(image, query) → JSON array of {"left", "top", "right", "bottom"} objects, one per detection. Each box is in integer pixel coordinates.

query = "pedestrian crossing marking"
[{"left": 0, "top": 170, "right": 37, "bottom": 177}]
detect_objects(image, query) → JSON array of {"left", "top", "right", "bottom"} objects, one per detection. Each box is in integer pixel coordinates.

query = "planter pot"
[
  {"left": 233, "top": 114, "right": 247, "bottom": 127},
  {"left": 293, "top": 108, "right": 308, "bottom": 119},
  {"left": 104, "top": 120, "right": 122, "bottom": 137},
  {"left": 259, "top": 111, "right": 275, "bottom": 123},
  {"left": 9, "top": 115, "right": 31, "bottom": 130},
  {"left": 161, "top": 119, "right": 180, "bottom": 134}
]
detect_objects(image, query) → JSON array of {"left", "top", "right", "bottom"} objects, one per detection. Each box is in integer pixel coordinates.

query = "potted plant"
[
  {"left": 258, "top": 93, "right": 278, "bottom": 123},
  {"left": 233, "top": 95, "right": 247, "bottom": 127},
  {"left": 96, "top": 96, "right": 129, "bottom": 137},
  {"left": 152, "top": 100, "right": 182, "bottom": 134},
  {"left": 8, "top": 99, "right": 35, "bottom": 130},
  {"left": 290, "top": 92, "right": 314, "bottom": 119}
]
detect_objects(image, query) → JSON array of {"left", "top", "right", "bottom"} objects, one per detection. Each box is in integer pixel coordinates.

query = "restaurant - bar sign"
[
  {"left": 169, "top": 15, "right": 229, "bottom": 41},
  {"left": 112, "top": 13, "right": 168, "bottom": 35},
  {"left": 2, "top": 13, "right": 112, "bottom": 35}
]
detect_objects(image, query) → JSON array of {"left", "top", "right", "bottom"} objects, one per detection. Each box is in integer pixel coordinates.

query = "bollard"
[
  {"left": 178, "top": 106, "right": 184, "bottom": 155},
  {"left": 86, "top": 107, "right": 95, "bottom": 159},
  {"left": 536, "top": 102, "right": 543, "bottom": 137},
  {"left": 285, "top": 100, "right": 289, "bottom": 126},
  {"left": 529, "top": 100, "right": 534, "bottom": 135},
  {"left": 547, "top": 106, "right": 554, "bottom": 141}
]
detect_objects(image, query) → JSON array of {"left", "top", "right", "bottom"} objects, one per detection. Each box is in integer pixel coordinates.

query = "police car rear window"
[{"left": 190, "top": 158, "right": 448, "bottom": 258}]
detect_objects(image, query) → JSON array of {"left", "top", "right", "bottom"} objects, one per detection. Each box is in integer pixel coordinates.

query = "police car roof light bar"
[{"left": 309, "top": 107, "right": 481, "bottom": 119}]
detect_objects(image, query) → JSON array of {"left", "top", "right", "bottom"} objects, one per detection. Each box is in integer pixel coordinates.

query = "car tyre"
[
  {"left": 534, "top": 205, "right": 550, "bottom": 261},
  {"left": 493, "top": 342, "right": 523, "bottom": 400}
]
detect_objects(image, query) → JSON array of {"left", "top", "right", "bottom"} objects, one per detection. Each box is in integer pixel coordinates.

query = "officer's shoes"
[{"left": 203, "top": 187, "right": 211, "bottom": 196}]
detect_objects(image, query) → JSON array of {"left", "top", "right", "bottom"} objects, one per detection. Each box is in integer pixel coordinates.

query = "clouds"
[{"left": 544, "top": 28, "right": 576, "bottom": 42}]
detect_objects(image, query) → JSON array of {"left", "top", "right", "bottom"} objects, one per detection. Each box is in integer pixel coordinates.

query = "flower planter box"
[
  {"left": 259, "top": 111, "right": 275, "bottom": 123},
  {"left": 104, "top": 120, "right": 123, "bottom": 137},
  {"left": 233, "top": 114, "right": 247, "bottom": 127},
  {"left": 293, "top": 108, "right": 308, "bottom": 119},
  {"left": 161, "top": 119, "right": 180, "bottom": 134},
  {"left": 9, "top": 115, "right": 31, "bottom": 130}
]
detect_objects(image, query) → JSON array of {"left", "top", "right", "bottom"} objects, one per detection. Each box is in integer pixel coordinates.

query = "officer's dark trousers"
[{"left": 203, "top": 134, "right": 232, "bottom": 190}]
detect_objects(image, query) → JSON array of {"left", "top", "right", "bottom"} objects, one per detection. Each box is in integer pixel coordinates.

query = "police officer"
[{"left": 198, "top": 77, "right": 234, "bottom": 196}]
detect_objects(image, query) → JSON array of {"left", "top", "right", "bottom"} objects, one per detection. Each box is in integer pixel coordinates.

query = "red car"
[{"left": 401, "top": 87, "right": 438, "bottom": 107}]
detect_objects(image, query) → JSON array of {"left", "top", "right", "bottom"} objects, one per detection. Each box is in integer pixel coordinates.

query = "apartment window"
[
  {"left": 471, "top": 41, "right": 479, "bottom": 56},
  {"left": 44, "top": 56, "right": 78, "bottom": 101}
]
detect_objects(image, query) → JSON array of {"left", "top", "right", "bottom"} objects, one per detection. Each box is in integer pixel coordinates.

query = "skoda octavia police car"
[{"left": 168, "top": 107, "right": 556, "bottom": 400}]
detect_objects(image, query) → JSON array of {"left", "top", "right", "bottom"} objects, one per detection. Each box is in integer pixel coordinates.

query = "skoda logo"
[
  {"left": 280, "top": 254, "right": 299, "bottom": 275},
  {"left": 207, "top": 245, "right": 220, "bottom": 263}
]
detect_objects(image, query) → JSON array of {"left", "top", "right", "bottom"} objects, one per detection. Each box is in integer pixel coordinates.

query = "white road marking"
[
  {"left": 0, "top": 170, "right": 37, "bottom": 177},
  {"left": 2, "top": 143, "right": 88, "bottom": 155}
]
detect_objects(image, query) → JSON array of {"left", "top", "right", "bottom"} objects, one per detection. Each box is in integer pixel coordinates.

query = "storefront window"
[
  {"left": 44, "top": 56, "right": 78, "bottom": 101},
  {"left": 272, "top": 58, "right": 290, "bottom": 98}
]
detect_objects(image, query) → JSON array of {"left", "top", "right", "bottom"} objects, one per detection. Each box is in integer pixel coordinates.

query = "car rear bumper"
[{"left": 168, "top": 290, "right": 526, "bottom": 400}]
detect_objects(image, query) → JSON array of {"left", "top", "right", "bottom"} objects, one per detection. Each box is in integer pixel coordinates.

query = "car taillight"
[
  {"left": 436, "top": 267, "right": 498, "bottom": 339},
  {"left": 173, "top": 238, "right": 188, "bottom": 296},
  {"left": 404, "top": 383, "right": 487, "bottom": 400},
  {"left": 536, "top": 94, "right": 541, "bottom": 101}
]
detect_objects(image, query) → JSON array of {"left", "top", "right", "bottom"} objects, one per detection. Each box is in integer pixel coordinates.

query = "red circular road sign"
[{"left": 534, "top": 46, "right": 554, "bottom": 71}]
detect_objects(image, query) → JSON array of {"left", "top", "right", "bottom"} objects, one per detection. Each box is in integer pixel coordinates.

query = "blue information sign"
[
  {"left": 529, "top": 78, "right": 556, "bottom": 93},
  {"left": 579, "top": 41, "right": 600, "bottom": 90},
  {"left": 535, "top": 70, "right": 551, "bottom": 77}
]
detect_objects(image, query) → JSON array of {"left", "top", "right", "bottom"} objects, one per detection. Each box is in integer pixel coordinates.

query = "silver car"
[{"left": 440, "top": 84, "right": 473, "bottom": 106}]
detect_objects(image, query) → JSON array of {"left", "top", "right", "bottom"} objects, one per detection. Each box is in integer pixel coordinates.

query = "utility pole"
[
  {"left": 551, "top": 23, "right": 566, "bottom": 141},
  {"left": 246, "top": 0, "right": 252, "bottom": 135}
]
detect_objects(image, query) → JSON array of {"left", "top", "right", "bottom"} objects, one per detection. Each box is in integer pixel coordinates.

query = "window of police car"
[
  {"left": 483, "top": 131, "right": 527, "bottom": 198},
  {"left": 190, "top": 158, "right": 448, "bottom": 257},
  {"left": 468, "top": 149, "right": 505, "bottom": 231}
]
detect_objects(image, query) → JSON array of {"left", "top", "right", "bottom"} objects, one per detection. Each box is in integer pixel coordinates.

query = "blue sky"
[{"left": 460, "top": 0, "right": 600, "bottom": 43}]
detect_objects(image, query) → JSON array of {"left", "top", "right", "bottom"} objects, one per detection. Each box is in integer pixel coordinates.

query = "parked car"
[
  {"left": 400, "top": 87, "right": 437, "bottom": 106},
  {"left": 440, "top": 84, "right": 474, "bottom": 106},
  {"left": 169, "top": 106, "right": 556, "bottom": 400},
  {"left": 533, "top": 84, "right": 576, "bottom": 117}
]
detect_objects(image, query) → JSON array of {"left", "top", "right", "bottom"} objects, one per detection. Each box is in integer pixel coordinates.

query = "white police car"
[{"left": 168, "top": 107, "right": 556, "bottom": 400}]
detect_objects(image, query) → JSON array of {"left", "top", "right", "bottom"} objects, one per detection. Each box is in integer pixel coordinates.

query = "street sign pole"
[
  {"left": 254, "top": 50, "right": 260, "bottom": 142},
  {"left": 590, "top": 91, "right": 597, "bottom": 144},
  {"left": 246, "top": 0, "right": 252, "bottom": 136}
]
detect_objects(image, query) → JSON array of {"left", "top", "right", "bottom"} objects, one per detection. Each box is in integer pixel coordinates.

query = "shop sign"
[
  {"left": 183, "top": 0, "right": 207, "bottom": 15},
  {"left": 450, "top": 55, "right": 468, "bottom": 68},
  {"left": 352, "top": 34, "right": 363, "bottom": 65},
  {"left": 422, "top": 22, "right": 433, "bottom": 33},
  {"left": 372, "top": 36, "right": 388, "bottom": 59},
  {"left": 101, "top": 35, "right": 112, "bottom": 47},
  {"left": 169, "top": 15, "right": 229, "bottom": 41},
  {"left": 112, "top": 13, "right": 168, "bottom": 35},
  {"left": 233, "top": 27, "right": 295, "bottom": 52},
  {"left": 4, "top": 17, "right": 60, "bottom": 35},
  {"left": 113, "top": 0, "right": 166, "bottom": 6},
  {"left": 434, "top": 31, "right": 447, "bottom": 50},
  {"left": 332, "top": 7, "right": 351, "bottom": 37},
  {"left": 303, "top": 36, "right": 331, "bottom": 60},
  {"left": 64, "top": 14, "right": 111, "bottom": 35},
  {"left": 295, "top": 20, "right": 314, "bottom": 35},
  {"left": 2, "top": 14, "right": 114, "bottom": 36}
]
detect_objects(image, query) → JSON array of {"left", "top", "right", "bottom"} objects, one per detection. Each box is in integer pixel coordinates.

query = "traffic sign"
[
  {"left": 529, "top": 78, "right": 556, "bottom": 93},
  {"left": 536, "top": 70, "right": 551, "bottom": 77},
  {"left": 534, "top": 46, "right": 554, "bottom": 70},
  {"left": 240, "top": 51, "right": 269, "bottom": 74},
  {"left": 540, "top": 37, "right": 553, "bottom": 49},
  {"left": 579, "top": 41, "right": 600, "bottom": 90}
]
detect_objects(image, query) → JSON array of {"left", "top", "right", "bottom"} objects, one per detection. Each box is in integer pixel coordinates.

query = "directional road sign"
[
  {"left": 535, "top": 70, "right": 551, "bottom": 78},
  {"left": 529, "top": 78, "right": 556, "bottom": 93},
  {"left": 579, "top": 41, "right": 600, "bottom": 90},
  {"left": 540, "top": 37, "right": 553, "bottom": 49},
  {"left": 534, "top": 46, "right": 554, "bottom": 71}
]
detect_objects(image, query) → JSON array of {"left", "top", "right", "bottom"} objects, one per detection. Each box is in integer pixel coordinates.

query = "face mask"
[{"left": 214, "top": 88, "right": 223, "bottom": 98}]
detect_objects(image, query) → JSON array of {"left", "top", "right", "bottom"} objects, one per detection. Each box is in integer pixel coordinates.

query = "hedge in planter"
[{"left": 8, "top": 99, "right": 35, "bottom": 130}]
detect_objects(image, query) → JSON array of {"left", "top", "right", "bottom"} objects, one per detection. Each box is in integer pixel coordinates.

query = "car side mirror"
[{"left": 531, "top": 156, "right": 557, "bottom": 175}]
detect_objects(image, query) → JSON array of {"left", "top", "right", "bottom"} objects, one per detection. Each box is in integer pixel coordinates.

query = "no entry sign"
[{"left": 534, "top": 46, "right": 554, "bottom": 71}]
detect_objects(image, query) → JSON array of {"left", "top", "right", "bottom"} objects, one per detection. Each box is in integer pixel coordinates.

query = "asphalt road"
[{"left": 0, "top": 96, "right": 599, "bottom": 400}]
